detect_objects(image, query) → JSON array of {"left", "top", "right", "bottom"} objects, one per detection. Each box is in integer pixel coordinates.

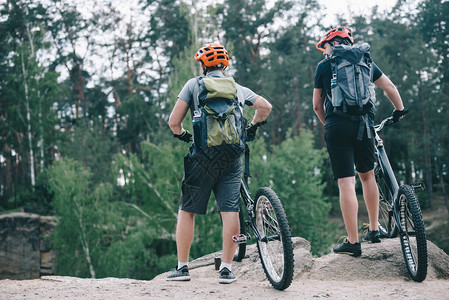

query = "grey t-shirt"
[{"left": 177, "top": 70, "right": 258, "bottom": 111}]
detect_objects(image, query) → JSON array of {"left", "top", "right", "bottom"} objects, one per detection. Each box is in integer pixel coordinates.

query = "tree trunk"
[
  {"left": 436, "top": 159, "right": 449, "bottom": 213},
  {"left": 38, "top": 100, "right": 45, "bottom": 172},
  {"left": 26, "top": 17, "right": 45, "bottom": 173},
  {"left": 126, "top": 23, "right": 133, "bottom": 97},
  {"left": 422, "top": 92, "right": 432, "bottom": 208},
  {"left": 73, "top": 198, "right": 96, "bottom": 278},
  {"left": 292, "top": 76, "right": 301, "bottom": 137},
  {"left": 440, "top": 170, "right": 449, "bottom": 214},
  {"left": 20, "top": 52, "right": 35, "bottom": 188},
  {"left": 63, "top": 21, "right": 86, "bottom": 119}
]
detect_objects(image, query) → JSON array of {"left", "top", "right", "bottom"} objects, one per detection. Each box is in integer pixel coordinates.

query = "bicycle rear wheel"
[
  {"left": 375, "top": 164, "right": 398, "bottom": 238},
  {"left": 254, "top": 187, "right": 293, "bottom": 290},
  {"left": 233, "top": 207, "right": 247, "bottom": 262},
  {"left": 398, "top": 185, "right": 428, "bottom": 282}
]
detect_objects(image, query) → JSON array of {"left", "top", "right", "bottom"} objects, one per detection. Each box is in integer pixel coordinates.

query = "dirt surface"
[{"left": 1, "top": 237, "right": 449, "bottom": 300}]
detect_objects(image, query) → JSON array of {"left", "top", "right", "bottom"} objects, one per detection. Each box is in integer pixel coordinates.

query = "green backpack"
[{"left": 191, "top": 76, "right": 247, "bottom": 158}]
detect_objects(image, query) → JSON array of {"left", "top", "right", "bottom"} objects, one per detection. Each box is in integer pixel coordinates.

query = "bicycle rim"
[
  {"left": 254, "top": 187, "right": 293, "bottom": 290},
  {"left": 398, "top": 185, "right": 428, "bottom": 282},
  {"left": 375, "top": 166, "right": 398, "bottom": 238}
]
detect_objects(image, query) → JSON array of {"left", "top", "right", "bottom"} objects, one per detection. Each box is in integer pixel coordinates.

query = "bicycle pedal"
[
  {"left": 411, "top": 182, "right": 426, "bottom": 192},
  {"left": 232, "top": 234, "right": 248, "bottom": 244}
]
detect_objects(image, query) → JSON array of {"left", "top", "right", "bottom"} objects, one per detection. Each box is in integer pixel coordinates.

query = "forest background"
[{"left": 0, "top": 0, "right": 448, "bottom": 280}]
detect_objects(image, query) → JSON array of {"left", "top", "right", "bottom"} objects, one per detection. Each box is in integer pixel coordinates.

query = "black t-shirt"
[{"left": 314, "top": 56, "right": 383, "bottom": 126}]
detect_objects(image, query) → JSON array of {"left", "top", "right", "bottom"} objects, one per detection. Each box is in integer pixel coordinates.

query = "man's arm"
[
  {"left": 374, "top": 74, "right": 405, "bottom": 111},
  {"left": 168, "top": 99, "right": 189, "bottom": 135},
  {"left": 313, "top": 88, "right": 326, "bottom": 125},
  {"left": 250, "top": 96, "right": 272, "bottom": 124}
]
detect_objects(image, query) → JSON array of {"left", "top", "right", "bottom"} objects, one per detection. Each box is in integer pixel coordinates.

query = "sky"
[
  {"left": 75, "top": 0, "right": 402, "bottom": 30},
  {"left": 45, "top": 0, "right": 404, "bottom": 86},
  {"left": 317, "top": 0, "right": 398, "bottom": 27},
  {"left": 99, "top": 0, "right": 400, "bottom": 24}
]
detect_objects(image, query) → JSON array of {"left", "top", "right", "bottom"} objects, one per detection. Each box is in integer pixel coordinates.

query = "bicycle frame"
[
  {"left": 375, "top": 117, "right": 407, "bottom": 235},
  {"left": 240, "top": 178, "right": 265, "bottom": 242}
]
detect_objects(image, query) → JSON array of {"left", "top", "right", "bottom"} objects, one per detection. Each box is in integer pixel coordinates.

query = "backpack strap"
[
  {"left": 331, "top": 111, "right": 371, "bottom": 141},
  {"left": 330, "top": 56, "right": 337, "bottom": 88},
  {"left": 193, "top": 76, "right": 203, "bottom": 113},
  {"left": 244, "top": 144, "right": 251, "bottom": 192},
  {"left": 230, "top": 78, "right": 244, "bottom": 114},
  {"left": 329, "top": 56, "right": 341, "bottom": 113},
  {"left": 358, "top": 115, "right": 371, "bottom": 141}
]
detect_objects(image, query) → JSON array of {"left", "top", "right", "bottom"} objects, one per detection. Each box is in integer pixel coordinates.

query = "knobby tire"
[
  {"left": 398, "top": 185, "right": 428, "bottom": 282},
  {"left": 254, "top": 187, "right": 294, "bottom": 290}
]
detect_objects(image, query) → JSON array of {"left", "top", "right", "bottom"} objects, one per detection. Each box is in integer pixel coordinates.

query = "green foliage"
[
  {"left": 248, "top": 130, "right": 332, "bottom": 255},
  {"left": 0, "top": 0, "right": 61, "bottom": 209},
  {"left": 116, "top": 94, "right": 161, "bottom": 154},
  {"left": 47, "top": 158, "right": 101, "bottom": 277},
  {"left": 116, "top": 140, "right": 224, "bottom": 261},
  {"left": 46, "top": 154, "right": 180, "bottom": 279},
  {"left": 61, "top": 120, "right": 116, "bottom": 185},
  {"left": 2, "top": 0, "right": 449, "bottom": 279},
  {"left": 99, "top": 229, "right": 177, "bottom": 279}
]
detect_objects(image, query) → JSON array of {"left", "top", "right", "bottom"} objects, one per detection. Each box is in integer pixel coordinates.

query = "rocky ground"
[{"left": 1, "top": 237, "right": 449, "bottom": 299}]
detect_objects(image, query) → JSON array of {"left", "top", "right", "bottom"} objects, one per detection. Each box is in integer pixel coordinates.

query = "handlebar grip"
[
  {"left": 385, "top": 117, "right": 395, "bottom": 126},
  {"left": 253, "top": 120, "right": 267, "bottom": 128}
]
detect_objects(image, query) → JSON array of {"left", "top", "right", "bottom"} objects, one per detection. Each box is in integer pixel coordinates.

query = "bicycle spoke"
[{"left": 266, "top": 235, "right": 281, "bottom": 241}]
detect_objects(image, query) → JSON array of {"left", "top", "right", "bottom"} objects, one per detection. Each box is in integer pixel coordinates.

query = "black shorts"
[
  {"left": 325, "top": 121, "right": 375, "bottom": 180},
  {"left": 179, "top": 152, "right": 242, "bottom": 214}
]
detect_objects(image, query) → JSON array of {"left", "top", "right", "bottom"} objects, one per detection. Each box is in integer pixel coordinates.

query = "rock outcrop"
[
  {"left": 0, "top": 212, "right": 57, "bottom": 279},
  {"left": 155, "top": 236, "right": 449, "bottom": 282},
  {"left": 1, "top": 235, "right": 449, "bottom": 299}
]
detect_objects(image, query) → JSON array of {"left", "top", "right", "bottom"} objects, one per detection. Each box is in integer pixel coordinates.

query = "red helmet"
[
  {"left": 315, "top": 26, "right": 354, "bottom": 51},
  {"left": 194, "top": 43, "right": 229, "bottom": 67}
]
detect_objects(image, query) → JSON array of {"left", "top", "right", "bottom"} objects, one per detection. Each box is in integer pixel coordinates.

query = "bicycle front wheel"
[
  {"left": 254, "top": 187, "right": 294, "bottom": 290},
  {"left": 375, "top": 164, "right": 398, "bottom": 238},
  {"left": 398, "top": 185, "right": 428, "bottom": 282}
]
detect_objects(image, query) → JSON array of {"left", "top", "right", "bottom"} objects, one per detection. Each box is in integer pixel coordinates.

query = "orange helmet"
[
  {"left": 315, "top": 26, "right": 354, "bottom": 51},
  {"left": 194, "top": 43, "right": 229, "bottom": 67}
]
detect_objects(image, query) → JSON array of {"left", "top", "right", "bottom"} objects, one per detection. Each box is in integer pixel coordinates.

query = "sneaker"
[
  {"left": 166, "top": 265, "right": 190, "bottom": 281},
  {"left": 333, "top": 238, "right": 362, "bottom": 257},
  {"left": 363, "top": 229, "right": 381, "bottom": 243},
  {"left": 218, "top": 267, "right": 237, "bottom": 284}
]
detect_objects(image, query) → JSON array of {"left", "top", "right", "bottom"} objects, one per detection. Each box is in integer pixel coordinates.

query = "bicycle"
[
  {"left": 374, "top": 116, "right": 428, "bottom": 282},
  {"left": 231, "top": 124, "right": 294, "bottom": 291}
]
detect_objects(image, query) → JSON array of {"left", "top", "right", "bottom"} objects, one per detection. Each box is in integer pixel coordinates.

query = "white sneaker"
[{"left": 219, "top": 267, "right": 237, "bottom": 284}]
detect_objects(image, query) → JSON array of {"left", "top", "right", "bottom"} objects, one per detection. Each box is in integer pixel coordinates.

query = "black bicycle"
[
  {"left": 374, "top": 116, "right": 428, "bottom": 282},
  {"left": 232, "top": 133, "right": 294, "bottom": 290}
]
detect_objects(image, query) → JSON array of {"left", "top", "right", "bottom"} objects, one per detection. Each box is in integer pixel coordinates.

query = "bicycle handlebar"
[
  {"left": 374, "top": 116, "right": 395, "bottom": 133},
  {"left": 245, "top": 120, "right": 267, "bottom": 143},
  {"left": 248, "top": 120, "right": 267, "bottom": 130}
]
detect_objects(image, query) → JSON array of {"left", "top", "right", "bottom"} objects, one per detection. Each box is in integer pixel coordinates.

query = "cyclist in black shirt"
[{"left": 313, "top": 26, "right": 408, "bottom": 256}]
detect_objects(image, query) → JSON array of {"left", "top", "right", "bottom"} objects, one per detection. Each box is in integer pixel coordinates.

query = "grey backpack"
[{"left": 329, "top": 43, "right": 376, "bottom": 113}]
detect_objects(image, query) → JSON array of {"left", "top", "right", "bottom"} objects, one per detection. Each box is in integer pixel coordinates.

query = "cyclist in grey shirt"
[{"left": 168, "top": 43, "right": 272, "bottom": 283}]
